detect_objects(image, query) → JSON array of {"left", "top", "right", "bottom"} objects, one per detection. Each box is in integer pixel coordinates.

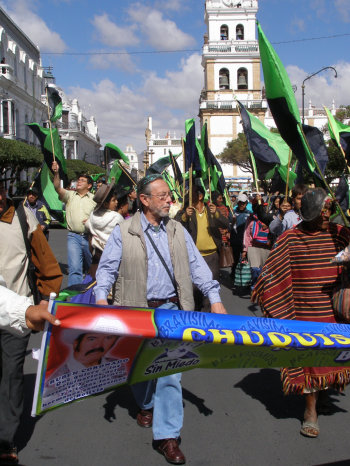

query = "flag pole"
[
  {"left": 285, "top": 148, "right": 292, "bottom": 199},
  {"left": 249, "top": 151, "right": 261, "bottom": 204},
  {"left": 299, "top": 122, "right": 349, "bottom": 227},
  {"left": 208, "top": 167, "right": 212, "bottom": 203},
  {"left": 224, "top": 187, "right": 234, "bottom": 217},
  {"left": 181, "top": 138, "right": 186, "bottom": 208},
  {"left": 117, "top": 161, "right": 137, "bottom": 187},
  {"left": 45, "top": 87, "right": 56, "bottom": 163},
  {"left": 170, "top": 151, "right": 181, "bottom": 198},
  {"left": 189, "top": 164, "right": 193, "bottom": 207},
  {"left": 324, "top": 106, "right": 350, "bottom": 174},
  {"left": 236, "top": 101, "right": 260, "bottom": 204}
]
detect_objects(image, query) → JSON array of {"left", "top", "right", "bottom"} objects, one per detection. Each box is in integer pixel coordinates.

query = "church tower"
[{"left": 199, "top": 0, "right": 266, "bottom": 178}]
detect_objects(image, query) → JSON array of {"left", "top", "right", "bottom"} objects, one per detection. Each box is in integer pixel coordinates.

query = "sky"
[{"left": 1, "top": 0, "right": 350, "bottom": 154}]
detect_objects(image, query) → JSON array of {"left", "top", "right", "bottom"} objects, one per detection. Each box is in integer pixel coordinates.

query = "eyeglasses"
[{"left": 146, "top": 192, "right": 172, "bottom": 201}]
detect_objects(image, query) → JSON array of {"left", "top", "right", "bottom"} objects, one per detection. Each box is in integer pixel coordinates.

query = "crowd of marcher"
[{"left": 1, "top": 167, "right": 350, "bottom": 464}]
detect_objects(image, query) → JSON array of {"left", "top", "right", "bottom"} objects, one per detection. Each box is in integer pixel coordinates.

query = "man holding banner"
[{"left": 95, "top": 174, "right": 226, "bottom": 465}]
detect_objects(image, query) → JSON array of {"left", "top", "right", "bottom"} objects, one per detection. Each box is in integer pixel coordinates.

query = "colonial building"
[
  {"left": 53, "top": 87, "right": 101, "bottom": 165},
  {"left": 125, "top": 144, "right": 140, "bottom": 172},
  {"left": 0, "top": 6, "right": 47, "bottom": 142},
  {"left": 199, "top": 0, "right": 264, "bottom": 182},
  {"left": 0, "top": 7, "right": 101, "bottom": 165},
  {"left": 199, "top": 0, "right": 340, "bottom": 187},
  {"left": 144, "top": 117, "right": 183, "bottom": 175}
]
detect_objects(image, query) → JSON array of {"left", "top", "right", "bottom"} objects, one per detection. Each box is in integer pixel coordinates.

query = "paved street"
[{"left": 18, "top": 229, "right": 350, "bottom": 466}]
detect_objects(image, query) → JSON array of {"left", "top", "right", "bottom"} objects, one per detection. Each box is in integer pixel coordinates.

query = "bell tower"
[{"left": 199, "top": 0, "right": 266, "bottom": 178}]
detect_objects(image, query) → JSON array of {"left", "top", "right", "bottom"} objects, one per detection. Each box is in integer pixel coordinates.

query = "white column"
[{"left": 8, "top": 101, "right": 12, "bottom": 135}]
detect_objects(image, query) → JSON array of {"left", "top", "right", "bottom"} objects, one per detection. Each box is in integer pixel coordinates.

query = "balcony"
[
  {"left": 0, "top": 64, "right": 14, "bottom": 81},
  {"left": 200, "top": 99, "right": 267, "bottom": 110},
  {"left": 151, "top": 139, "right": 182, "bottom": 146},
  {"left": 203, "top": 40, "right": 259, "bottom": 55}
]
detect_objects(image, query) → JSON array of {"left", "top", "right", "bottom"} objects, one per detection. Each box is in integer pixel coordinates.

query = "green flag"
[
  {"left": 257, "top": 22, "right": 317, "bottom": 178},
  {"left": 108, "top": 159, "right": 136, "bottom": 192},
  {"left": 238, "top": 101, "right": 296, "bottom": 187},
  {"left": 146, "top": 155, "right": 173, "bottom": 175},
  {"left": 33, "top": 163, "right": 66, "bottom": 226},
  {"left": 104, "top": 143, "right": 130, "bottom": 166},
  {"left": 27, "top": 123, "right": 68, "bottom": 186},
  {"left": 325, "top": 106, "right": 350, "bottom": 163},
  {"left": 184, "top": 119, "right": 207, "bottom": 176},
  {"left": 46, "top": 86, "right": 62, "bottom": 122}
]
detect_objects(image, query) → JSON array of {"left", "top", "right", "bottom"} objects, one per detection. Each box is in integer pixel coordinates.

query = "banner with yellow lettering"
[{"left": 32, "top": 302, "right": 350, "bottom": 415}]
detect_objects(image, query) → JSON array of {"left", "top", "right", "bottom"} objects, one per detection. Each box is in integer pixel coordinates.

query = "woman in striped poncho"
[{"left": 252, "top": 188, "right": 350, "bottom": 438}]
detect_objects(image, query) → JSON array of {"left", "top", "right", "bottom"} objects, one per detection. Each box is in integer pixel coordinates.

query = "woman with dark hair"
[
  {"left": 212, "top": 191, "right": 230, "bottom": 244},
  {"left": 253, "top": 188, "right": 350, "bottom": 438},
  {"left": 269, "top": 195, "right": 281, "bottom": 216}
]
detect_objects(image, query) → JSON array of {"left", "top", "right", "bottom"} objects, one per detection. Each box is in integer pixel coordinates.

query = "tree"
[
  {"left": 66, "top": 159, "right": 105, "bottom": 183},
  {"left": 218, "top": 133, "right": 251, "bottom": 174},
  {"left": 324, "top": 140, "right": 347, "bottom": 180},
  {"left": 0, "top": 138, "right": 43, "bottom": 180},
  {"left": 336, "top": 105, "right": 350, "bottom": 123}
]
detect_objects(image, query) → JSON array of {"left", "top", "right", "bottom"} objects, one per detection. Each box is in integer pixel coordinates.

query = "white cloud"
[
  {"left": 310, "top": 0, "right": 350, "bottom": 23},
  {"left": 290, "top": 18, "right": 305, "bottom": 32},
  {"left": 0, "top": 0, "right": 66, "bottom": 53},
  {"left": 286, "top": 61, "right": 350, "bottom": 108},
  {"left": 68, "top": 53, "right": 203, "bottom": 152},
  {"left": 89, "top": 51, "right": 138, "bottom": 73},
  {"left": 142, "top": 53, "right": 203, "bottom": 111},
  {"left": 335, "top": 0, "right": 350, "bottom": 22},
  {"left": 92, "top": 13, "right": 139, "bottom": 48},
  {"left": 154, "top": 0, "right": 189, "bottom": 12},
  {"left": 128, "top": 4, "right": 195, "bottom": 51},
  {"left": 310, "top": 0, "right": 327, "bottom": 19}
]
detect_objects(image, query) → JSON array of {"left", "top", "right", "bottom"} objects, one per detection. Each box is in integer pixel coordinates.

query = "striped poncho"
[{"left": 252, "top": 222, "right": 350, "bottom": 394}]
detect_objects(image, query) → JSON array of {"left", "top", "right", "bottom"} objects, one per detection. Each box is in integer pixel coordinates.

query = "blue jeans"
[
  {"left": 67, "top": 232, "right": 92, "bottom": 287},
  {"left": 132, "top": 302, "right": 183, "bottom": 440}
]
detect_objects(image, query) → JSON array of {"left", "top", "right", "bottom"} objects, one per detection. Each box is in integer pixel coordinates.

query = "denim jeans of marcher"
[
  {"left": 67, "top": 232, "right": 92, "bottom": 286},
  {"left": 132, "top": 302, "right": 183, "bottom": 440}
]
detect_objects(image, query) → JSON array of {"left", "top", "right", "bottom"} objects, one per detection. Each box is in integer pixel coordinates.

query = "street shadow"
[
  {"left": 235, "top": 369, "right": 347, "bottom": 421},
  {"left": 59, "top": 262, "right": 68, "bottom": 275},
  {"left": 235, "top": 368, "right": 304, "bottom": 421},
  {"left": 103, "top": 384, "right": 214, "bottom": 423},
  {"left": 182, "top": 387, "right": 213, "bottom": 416},
  {"left": 232, "top": 286, "right": 251, "bottom": 299},
  {"left": 219, "top": 269, "right": 233, "bottom": 290},
  {"left": 16, "top": 374, "right": 41, "bottom": 452},
  {"left": 247, "top": 303, "right": 263, "bottom": 316},
  {"left": 103, "top": 385, "right": 139, "bottom": 423},
  {"left": 313, "top": 462, "right": 350, "bottom": 466}
]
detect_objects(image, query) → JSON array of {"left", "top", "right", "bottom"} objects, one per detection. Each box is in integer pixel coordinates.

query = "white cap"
[{"left": 237, "top": 193, "right": 248, "bottom": 203}]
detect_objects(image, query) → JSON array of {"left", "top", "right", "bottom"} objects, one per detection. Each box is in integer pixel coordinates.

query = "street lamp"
[{"left": 301, "top": 66, "right": 337, "bottom": 123}]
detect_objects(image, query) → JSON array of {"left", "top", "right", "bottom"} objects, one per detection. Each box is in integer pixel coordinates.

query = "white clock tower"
[{"left": 199, "top": 0, "right": 267, "bottom": 179}]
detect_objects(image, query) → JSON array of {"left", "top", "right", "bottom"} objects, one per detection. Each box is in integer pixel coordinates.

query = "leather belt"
[
  {"left": 147, "top": 296, "right": 179, "bottom": 308},
  {"left": 70, "top": 231, "right": 88, "bottom": 236}
]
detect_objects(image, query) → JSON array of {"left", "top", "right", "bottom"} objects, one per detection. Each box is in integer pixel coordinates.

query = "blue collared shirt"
[{"left": 95, "top": 212, "right": 221, "bottom": 305}]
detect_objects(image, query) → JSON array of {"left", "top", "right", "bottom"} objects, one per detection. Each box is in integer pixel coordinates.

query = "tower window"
[
  {"left": 236, "top": 24, "right": 244, "bottom": 40},
  {"left": 219, "top": 68, "right": 230, "bottom": 90},
  {"left": 237, "top": 68, "right": 248, "bottom": 89},
  {"left": 220, "top": 25, "right": 229, "bottom": 41}
]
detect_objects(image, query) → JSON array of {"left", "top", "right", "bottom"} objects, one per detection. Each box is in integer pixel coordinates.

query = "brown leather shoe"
[
  {"left": 156, "top": 438, "right": 186, "bottom": 464},
  {"left": 136, "top": 409, "right": 153, "bottom": 428}
]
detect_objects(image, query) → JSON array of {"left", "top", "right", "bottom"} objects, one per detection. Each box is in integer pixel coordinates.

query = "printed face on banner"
[
  {"left": 73, "top": 333, "right": 119, "bottom": 367},
  {"left": 36, "top": 303, "right": 157, "bottom": 413}
]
